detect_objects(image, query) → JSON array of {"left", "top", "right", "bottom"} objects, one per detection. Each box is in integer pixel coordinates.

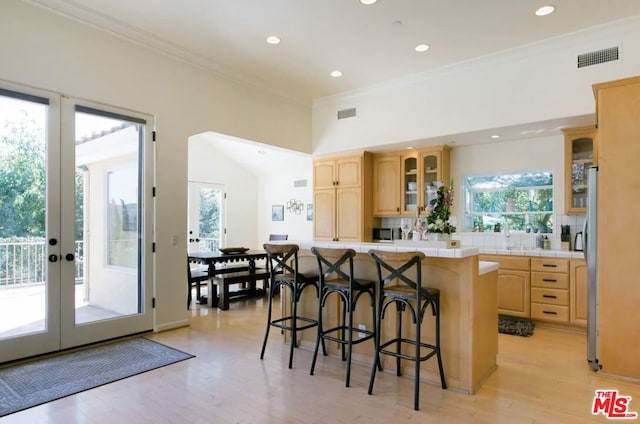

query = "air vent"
[
  {"left": 577, "top": 46, "right": 619, "bottom": 69},
  {"left": 337, "top": 107, "right": 356, "bottom": 120},
  {"left": 293, "top": 179, "right": 307, "bottom": 188}
]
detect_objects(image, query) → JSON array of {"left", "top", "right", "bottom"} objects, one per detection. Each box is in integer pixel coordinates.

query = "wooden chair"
[
  {"left": 367, "top": 250, "right": 446, "bottom": 410},
  {"left": 187, "top": 258, "right": 216, "bottom": 309}
]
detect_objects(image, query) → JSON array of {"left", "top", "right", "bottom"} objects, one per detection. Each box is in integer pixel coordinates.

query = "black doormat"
[
  {"left": 498, "top": 315, "right": 535, "bottom": 337},
  {"left": 0, "top": 338, "right": 194, "bottom": 417}
]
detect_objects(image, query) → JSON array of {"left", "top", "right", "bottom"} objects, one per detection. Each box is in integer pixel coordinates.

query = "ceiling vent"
[
  {"left": 293, "top": 179, "right": 307, "bottom": 188},
  {"left": 577, "top": 46, "right": 619, "bottom": 69},
  {"left": 337, "top": 107, "right": 356, "bottom": 120}
]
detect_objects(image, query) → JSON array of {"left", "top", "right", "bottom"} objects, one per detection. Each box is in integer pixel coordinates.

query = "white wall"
[
  {"left": 312, "top": 16, "right": 640, "bottom": 155},
  {"left": 0, "top": 0, "right": 312, "bottom": 330},
  {"left": 257, "top": 170, "right": 314, "bottom": 244},
  {"left": 188, "top": 135, "right": 260, "bottom": 249}
]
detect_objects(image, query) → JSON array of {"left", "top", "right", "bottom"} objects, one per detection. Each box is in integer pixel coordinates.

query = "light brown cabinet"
[
  {"left": 313, "top": 153, "right": 373, "bottom": 242},
  {"left": 569, "top": 259, "right": 587, "bottom": 327},
  {"left": 479, "top": 255, "right": 530, "bottom": 318},
  {"left": 372, "top": 155, "right": 401, "bottom": 216},
  {"left": 563, "top": 125, "right": 597, "bottom": 215},
  {"left": 372, "top": 146, "right": 450, "bottom": 217},
  {"left": 530, "top": 258, "right": 569, "bottom": 323}
]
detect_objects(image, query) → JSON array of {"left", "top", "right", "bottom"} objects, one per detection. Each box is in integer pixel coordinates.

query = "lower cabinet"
[
  {"left": 480, "top": 255, "right": 530, "bottom": 318},
  {"left": 530, "top": 258, "right": 569, "bottom": 324},
  {"left": 480, "top": 254, "right": 586, "bottom": 328},
  {"left": 570, "top": 259, "right": 587, "bottom": 327}
]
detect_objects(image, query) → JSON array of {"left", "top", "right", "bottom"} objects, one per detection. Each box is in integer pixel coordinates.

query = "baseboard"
[{"left": 154, "top": 319, "right": 190, "bottom": 332}]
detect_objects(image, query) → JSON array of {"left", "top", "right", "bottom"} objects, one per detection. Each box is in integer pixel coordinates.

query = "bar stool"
[
  {"left": 367, "top": 249, "right": 446, "bottom": 411},
  {"left": 309, "top": 247, "right": 378, "bottom": 387},
  {"left": 260, "top": 243, "right": 322, "bottom": 369}
]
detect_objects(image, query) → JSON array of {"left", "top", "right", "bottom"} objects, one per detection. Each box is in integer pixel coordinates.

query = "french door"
[
  {"left": 187, "top": 182, "right": 225, "bottom": 253},
  {"left": 0, "top": 81, "right": 154, "bottom": 363}
]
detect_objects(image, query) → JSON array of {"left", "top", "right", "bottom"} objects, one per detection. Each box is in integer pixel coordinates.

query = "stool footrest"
[
  {"left": 379, "top": 338, "right": 439, "bottom": 362},
  {"left": 270, "top": 316, "right": 319, "bottom": 332}
]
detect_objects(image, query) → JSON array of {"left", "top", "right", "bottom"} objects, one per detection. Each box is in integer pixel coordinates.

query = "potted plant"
[{"left": 425, "top": 180, "right": 456, "bottom": 240}]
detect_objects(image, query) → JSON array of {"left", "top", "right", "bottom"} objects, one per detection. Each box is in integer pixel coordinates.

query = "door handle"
[
  {"left": 48, "top": 254, "right": 59, "bottom": 263},
  {"left": 65, "top": 253, "right": 74, "bottom": 261}
]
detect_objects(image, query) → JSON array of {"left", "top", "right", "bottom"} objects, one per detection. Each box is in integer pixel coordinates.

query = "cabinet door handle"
[
  {"left": 543, "top": 310, "right": 558, "bottom": 315},
  {"left": 397, "top": 207, "right": 400, "bottom": 212},
  {"left": 542, "top": 264, "right": 557, "bottom": 268},
  {"left": 542, "top": 278, "right": 557, "bottom": 282},
  {"left": 542, "top": 294, "right": 557, "bottom": 299}
]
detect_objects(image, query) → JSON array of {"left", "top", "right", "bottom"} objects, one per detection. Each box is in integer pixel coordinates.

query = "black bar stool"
[
  {"left": 367, "top": 249, "right": 446, "bottom": 411},
  {"left": 309, "top": 247, "right": 378, "bottom": 387},
  {"left": 260, "top": 243, "right": 322, "bottom": 369}
]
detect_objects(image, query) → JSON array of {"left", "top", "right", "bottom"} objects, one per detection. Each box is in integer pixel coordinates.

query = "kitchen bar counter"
[{"left": 280, "top": 241, "right": 498, "bottom": 395}]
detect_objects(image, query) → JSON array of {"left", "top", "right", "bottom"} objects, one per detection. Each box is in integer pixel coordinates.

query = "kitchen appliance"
[
  {"left": 573, "top": 231, "right": 583, "bottom": 252},
  {"left": 585, "top": 166, "right": 599, "bottom": 371},
  {"left": 372, "top": 227, "right": 398, "bottom": 242}
]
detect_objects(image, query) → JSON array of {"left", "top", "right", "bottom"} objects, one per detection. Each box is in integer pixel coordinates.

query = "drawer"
[
  {"left": 531, "top": 303, "right": 569, "bottom": 323},
  {"left": 531, "top": 288, "right": 568, "bottom": 306},
  {"left": 531, "top": 272, "right": 569, "bottom": 289},
  {"left": 479, "top": 255, "right": 530, "bottom": 271},
  {"left": 531, "top": 258, "right": 568, "bottom": 273}
]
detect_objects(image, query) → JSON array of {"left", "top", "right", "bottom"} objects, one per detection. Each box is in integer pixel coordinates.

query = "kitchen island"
[{"left": 279, "top": 240, "right": 498, "bottom": 395}]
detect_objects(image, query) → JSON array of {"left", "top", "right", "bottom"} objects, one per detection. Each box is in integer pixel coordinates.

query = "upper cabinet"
[
  {"left": 313, "top": 153, "right": 373, "bottom": 242},
  {"left": 562, "top": 126, "right": 597, "bottom": 215},
  {"left": 372, "top": 146, "right": 450, "bottom": 217}
]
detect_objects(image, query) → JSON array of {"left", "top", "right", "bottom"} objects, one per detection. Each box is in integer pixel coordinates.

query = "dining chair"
[
  {"left": 187, "top": 257, "right": 216, "bottom": 309},
  {"left": 309, "top": 247, "right": 378, "bottom": 387},
  {"left": 367, "top": 249, "right": 446, "bottom": 410}
]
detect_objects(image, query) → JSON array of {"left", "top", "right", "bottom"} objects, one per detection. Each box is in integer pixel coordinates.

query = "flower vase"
[{"left": 427, "top": 233, "right": 451, "bottom": 242}]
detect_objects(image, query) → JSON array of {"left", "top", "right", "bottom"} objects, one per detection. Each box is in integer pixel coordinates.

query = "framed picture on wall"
[
  {"left": 306, "top": 204, "right": 313, "bottom": 221},
  {"left": 272, "top": 205, "right": 284, "bottom": 221}
]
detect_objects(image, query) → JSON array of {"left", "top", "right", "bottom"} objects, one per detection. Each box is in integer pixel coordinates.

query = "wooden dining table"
[{"left": 188, "top": 249, "right": 269, "bottom": 310}]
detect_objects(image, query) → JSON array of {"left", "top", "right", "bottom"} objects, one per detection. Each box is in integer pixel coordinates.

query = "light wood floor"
[{"left": 5, "top": 295, "right": 640, "bottom": 423}]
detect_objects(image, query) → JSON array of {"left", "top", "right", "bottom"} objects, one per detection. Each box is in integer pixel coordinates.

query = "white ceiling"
[
  {"left": 30, "top": 0, "right": 640, "bottom": 103},
  {"left": 28, "top": 0, "right": 640, "bottom": 172}
]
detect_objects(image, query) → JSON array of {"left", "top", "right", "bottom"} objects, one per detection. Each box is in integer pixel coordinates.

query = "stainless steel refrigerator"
[{"left": 585, "top": 166, "right": 599, "bottom": 371}]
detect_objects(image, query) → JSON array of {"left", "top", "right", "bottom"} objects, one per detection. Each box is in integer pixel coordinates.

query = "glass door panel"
[
  {"left": 0, "top": 84, "right": 61, "bottom": 362},
  {"left": 187, "top": 182, "right": 224, "bottom": 253},
  {"left": 402, "top": 155, "right": 418, "bottom": 214},
  {"left": 60, "top": 99, "right": 153, "bottom": 349}
]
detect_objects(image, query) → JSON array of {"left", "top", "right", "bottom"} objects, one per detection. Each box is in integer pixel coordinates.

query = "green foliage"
[{"left": 0, "top": 112, "right": 46, "bottom": 238}]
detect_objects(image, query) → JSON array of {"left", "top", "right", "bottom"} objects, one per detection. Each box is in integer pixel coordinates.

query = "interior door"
[
  {"left": 187, "top": 182, "right": 224, "bottom": 253},
  {"left": 0, "top": 82, "right": 154, "bottom": 362}
]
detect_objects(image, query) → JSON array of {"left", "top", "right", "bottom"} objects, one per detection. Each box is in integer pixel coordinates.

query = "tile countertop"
[
  {"left": 477, "top": 247, "right": 585, "bottom": 259},
  {"left": 284, "top": 240, "right": 585, "bottom": 260}
]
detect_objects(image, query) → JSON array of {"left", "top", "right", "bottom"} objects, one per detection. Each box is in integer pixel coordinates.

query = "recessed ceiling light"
[
  {"left": 266, "top": 35, "right": 281, "bottom": 45},
  {"left": 415, "top": 44, "right": 430, "bottom": 52},
  {"left": 406, "top": 146, "right": 414, "bottom": 150},
  {"left": 535, "top": 5, "right": 555, "bottom": 16},
  {"left": 330, "top": 70, "right": 343, "bottom": 78},
  {"left": 360, "top": 0, "right": 377, "bottom": 5},
  {"left": 491, "top": 134, "right": 501, "bottom": 139}
]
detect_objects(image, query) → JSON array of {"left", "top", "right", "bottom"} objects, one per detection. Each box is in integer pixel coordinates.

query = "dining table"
[{"left": 188, "top": 249, "right": 269, "bottom": 310}]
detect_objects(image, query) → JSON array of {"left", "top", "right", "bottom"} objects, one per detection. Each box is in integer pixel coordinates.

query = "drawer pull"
[
  {"left": 543, "top": 310, "right": 558, "bottom": 315},
  {"left": 542, "top": 264, "right": 558, "bottom": 268},
  {"left": 542, "top": 294, "right": 557, "bottom": 299},
  {"left": 542, "top": 278, "right": 557, "bottom": 282}
]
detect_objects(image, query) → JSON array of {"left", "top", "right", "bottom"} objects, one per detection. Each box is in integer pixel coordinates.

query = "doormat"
[
  {"left": 498, "top": 315, "right": 535, "bottom": 337},
  {"left": 0, "top": 337, "right": 194, "bottom": 417}
]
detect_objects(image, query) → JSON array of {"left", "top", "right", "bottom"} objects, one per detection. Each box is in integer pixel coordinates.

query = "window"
[{"left": 464, "top": 170, "right": 553, "bottom": 233}]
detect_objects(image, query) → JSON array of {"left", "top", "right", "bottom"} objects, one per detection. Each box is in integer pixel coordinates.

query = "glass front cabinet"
[
  {"left": 562, "top": 126, "right": 597, "bottom": 215},
  {"left": 401, "top": 146, "right": 451, "bottom": 215}
]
